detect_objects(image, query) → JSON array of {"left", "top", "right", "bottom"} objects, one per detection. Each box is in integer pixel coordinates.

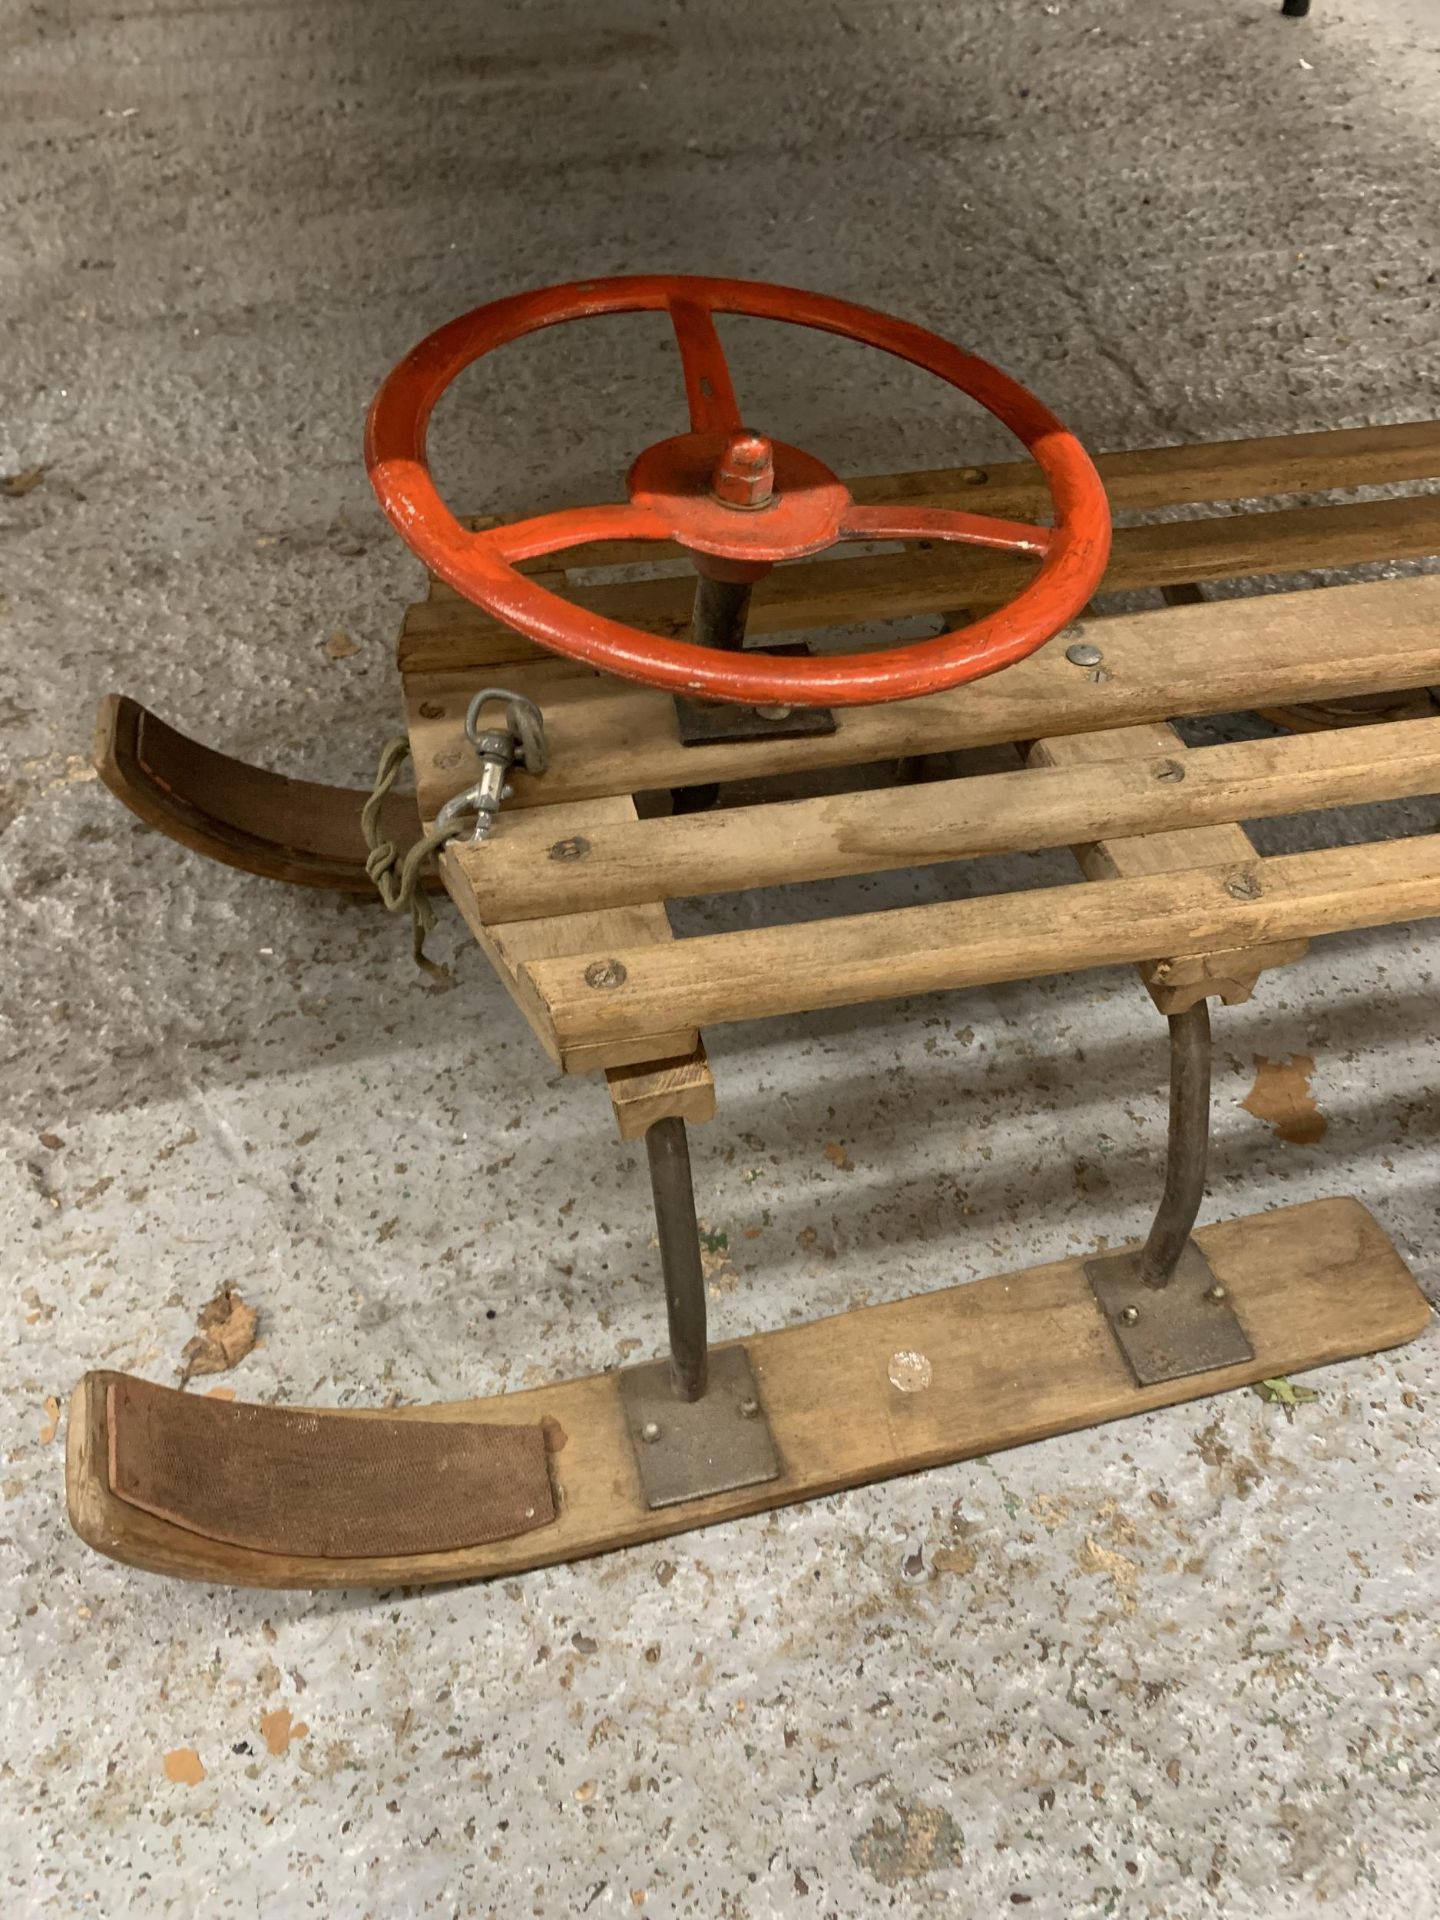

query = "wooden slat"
[
  {"left": 405, "top": 575, "right": 1440, "bottom": 817},
  {"left": 423, "top": 421, "right": 1440, "bottom": 603},
  {"left": 66, "top": 1199, "right": 1431, "bottom": 1587},
  {"left": 399, "top": 492, "right": 1440, "bottom": 672},
  {"left": 525, "top": 835, "right": 1440, "bottom": 1061},
  {"left": 1027, "top": 723, "right": 1308, "bottom": 1012},
  {"left": 852, "top": 418, "right": 1440, "bottom": 515},
  {"left": 456, "top": 715, "right": 1440, "bottom": 922}
]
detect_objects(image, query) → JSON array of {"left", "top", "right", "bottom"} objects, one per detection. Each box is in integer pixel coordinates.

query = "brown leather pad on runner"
[{"left": 106, "top": 1376, "right": 555, "bottom": 1558}]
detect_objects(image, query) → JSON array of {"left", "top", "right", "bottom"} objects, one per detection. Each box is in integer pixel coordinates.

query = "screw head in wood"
[
  {"left": 1065, "top": 640, "right": 1103, "bottom": 667},
  {"left": 1118, "top": 1305, "right": 1140, "bottom": 1326},
  {"left": 549, "top": 835, "right": 592, "bottom": 862},
  {"left": 584, "top": 958, "right": 628, "bottom": 990},
  {"left": 1154, "top": 759, "right": 1186, "bottom": 783}
]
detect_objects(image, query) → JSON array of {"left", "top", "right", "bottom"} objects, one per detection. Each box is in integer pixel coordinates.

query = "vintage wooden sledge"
[{"left": 69, "top": 278, "right": 1437, "bottom": 1588}]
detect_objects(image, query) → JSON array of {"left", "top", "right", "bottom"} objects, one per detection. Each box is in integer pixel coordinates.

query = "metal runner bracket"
[
  {"left": 1087, "top": 1240, "right": 1252, "bottom": 1386},
  {"left": 619, "top": 1346, "right": 781, "bottom": 1508},
  {"left": 673, "top": 666, "right": 839, "bottom": 748},
  {"left": 1086, "top": 1000, "right": 1253, "bottom": 1385}
]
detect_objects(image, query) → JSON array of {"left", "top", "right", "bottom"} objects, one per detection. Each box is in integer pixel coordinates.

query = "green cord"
[{"left": 360, "top": 736, "right": 459, "bottom": 976}]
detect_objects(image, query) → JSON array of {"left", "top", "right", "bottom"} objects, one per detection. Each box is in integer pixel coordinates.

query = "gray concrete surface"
[{"left": 3, "top": 1, "right": 1439, "bottom": 1915}]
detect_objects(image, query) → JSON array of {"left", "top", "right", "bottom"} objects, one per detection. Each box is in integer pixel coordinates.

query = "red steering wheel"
[{"left": 365, "top": 275, "right": 1111, "bottom": 708}]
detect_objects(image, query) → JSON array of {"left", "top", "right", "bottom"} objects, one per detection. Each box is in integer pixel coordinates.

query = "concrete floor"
[{"left": 4, "top": 1, "right": 1439, "bottom": 1914}]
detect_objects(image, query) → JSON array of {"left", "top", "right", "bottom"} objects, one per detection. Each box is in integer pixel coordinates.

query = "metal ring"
[{"left": 463, "top": 687, "right": 549, "bottom": 775}]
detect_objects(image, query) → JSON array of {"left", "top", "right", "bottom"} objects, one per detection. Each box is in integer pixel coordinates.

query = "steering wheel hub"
[{"left": 627, "top": 430, "right": 849, "bottom": 566}]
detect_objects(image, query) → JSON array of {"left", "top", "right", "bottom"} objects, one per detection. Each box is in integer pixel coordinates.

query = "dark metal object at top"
[
  {"left": 691, "top": 572, "right": 755, "bottom": 653},
  {"left": 644, "top": 1116, "right": 709, "bottom": 1403},
  {"left": 672, "top": 573, "right": 838, "bottom": 753}
]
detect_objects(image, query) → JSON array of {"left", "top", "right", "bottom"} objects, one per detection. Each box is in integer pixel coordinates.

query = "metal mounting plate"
[
  {"left": 1086, "top": 1240, "right": 1254, "bottom": 1387},
  {"left": 673, "top": 644, "right": 837, "bottom": 748},
  {"left": 618, "top": 1345, "right": 781, "bottom": 1508}
]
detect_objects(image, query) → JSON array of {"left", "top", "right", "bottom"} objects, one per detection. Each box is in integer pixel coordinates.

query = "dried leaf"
[
  {"left": 1241, "top": 1055, "right": 1327, "bottom": 1146},
  {"left": 180, "top": 1287, "right": 258, "bottom": 1381},
  {"left": 39, "top": 1395, "right": 60, "bottom": 1445},
  {"left": 323, "top": 630, "right": 359, "bottom": 660},
  {"left": 1, "top": 465, "right": 46, "bottom": 498},
  {"left": 1253, "top": 1376, "right": 1319, "bottom": 1409},
  {"left": 823, "top": 1141, "right": 851, "bottom": 1170},
  {"left": 38, "top": 1130, "right": 64, "bottom": 1151}
]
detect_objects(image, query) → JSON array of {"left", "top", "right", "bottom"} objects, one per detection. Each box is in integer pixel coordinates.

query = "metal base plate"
[
  {"left": 1085, "top": 1240, "right": 1254, "bottom": 1386},
  {"left": 673, "top": 644, "right": 837, "bottom": 748},
  {"left": 618, "top": 1346, "right": 781, "bottom": 1509}
]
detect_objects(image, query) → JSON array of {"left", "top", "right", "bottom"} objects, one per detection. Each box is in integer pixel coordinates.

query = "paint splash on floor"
[
  {"left": 261, "top": 1707, "right": 310, "bottom": 1756},
  {"left": 1241, "top": 1054, "right": 1328, "bottom": 1145}
]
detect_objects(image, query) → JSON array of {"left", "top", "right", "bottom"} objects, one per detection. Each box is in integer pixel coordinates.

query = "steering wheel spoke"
[
  {"left": 482, "top": 501, "right": 669, "bottom": 566},
  {"left": 840, "top": 503, "right": 1053, "bottom": 558},
  {"left": 669, "top": 297, "right": 743, "bottom": 436}
]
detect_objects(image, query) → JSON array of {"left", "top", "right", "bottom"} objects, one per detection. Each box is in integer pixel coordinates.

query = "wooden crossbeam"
[
  {"left": 850, "top": 418, "right": 1440, "bottom": 514},
  {"left": 1026, "top": 723, "right": 1308, "bottom": 1012},
  {"left": 604, "top": 1046, "right": 715, "bottom": 1140}
]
